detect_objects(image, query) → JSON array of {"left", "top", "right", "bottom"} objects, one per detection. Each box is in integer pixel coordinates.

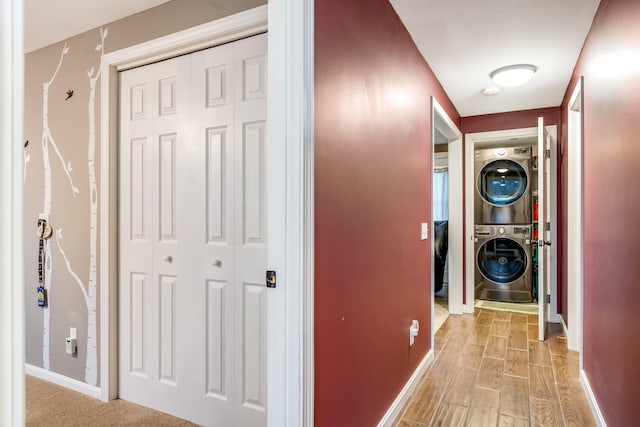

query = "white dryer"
[{"left": 475, "top": 146, "right": 532, "bottom": 224}]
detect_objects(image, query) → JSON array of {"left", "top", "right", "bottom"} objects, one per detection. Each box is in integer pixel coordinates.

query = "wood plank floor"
[{"left": 394, "top": 309, "right": 595, "bottom": 427}]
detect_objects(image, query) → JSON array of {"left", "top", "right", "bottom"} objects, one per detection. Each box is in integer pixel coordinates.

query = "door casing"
[
  {"left": 99, "top": 4, "right": 315, "bottom": 426},
  {"left": 430, "top": 98, "right": 463, "bottom": 329},
  {"left": 464, "top": 126, "right": 559, "bottom": 324},
  {"left": 567, "top": 78, "right": 584, "bottom": 355}
]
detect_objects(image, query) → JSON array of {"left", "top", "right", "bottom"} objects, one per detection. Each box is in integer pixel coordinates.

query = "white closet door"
[
  {"left": 119, "top": 56, "right": 189, "bottom": 418},
  {"left": 187, "top": 33, "right": 268, "bottom": 427},
  {"left": 119, "top": 34, "right": 267, "bottom": 427}
]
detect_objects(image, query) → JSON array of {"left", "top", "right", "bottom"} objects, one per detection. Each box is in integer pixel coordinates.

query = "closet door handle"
[
  {"left": 212, "top": 259, "right": 222, "bottom": 267},
  {"left": 164, "top": 255, "right": 173, "bottom": 263}
]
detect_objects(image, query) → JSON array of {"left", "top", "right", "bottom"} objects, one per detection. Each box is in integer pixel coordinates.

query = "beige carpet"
[{"left": 26, "top": 375, "right": 197, "bottom": 426}]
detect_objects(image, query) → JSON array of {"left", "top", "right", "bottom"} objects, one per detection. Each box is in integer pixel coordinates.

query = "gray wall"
[{"left": 24, "top": 0, "right": 266, "bottom": 386}]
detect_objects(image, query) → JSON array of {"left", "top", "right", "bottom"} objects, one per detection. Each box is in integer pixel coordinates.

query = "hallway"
[{"left": 394, "top": 310, "right": 595, "bottom": 426}]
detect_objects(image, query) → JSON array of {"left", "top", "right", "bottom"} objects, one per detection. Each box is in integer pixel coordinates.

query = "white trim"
[
  {"left": 376, "top": 350, "right": 435, "bottom": 427},
  {"left": 464, "top": 126, "right": 559, "bottom": 321},
  {"left": 26, "top": 364, "right": 101, "bottom": 400},
  {"left": 266, "top": 0, "right": 313, "bottom": 425},
  {"left": 560, "top": 314, "right": 569, "bottom": 338},
  {"left": 431, "top": 98, "right": 463, "bottom": 320},
  {"left": 580, "top": 370, "right": 607, "bottom": 427},
  {"left": 104, "top": 9, "right": 268, "bottom": 71},
  {"left": 567, "top": 78, "right": 584, "bottom": 353},
  {"left": 0, "top": 0, "right": 25, "bottom": 424},
  {"left": 301, "top": 1, "right": 315, "bottom": 425}
]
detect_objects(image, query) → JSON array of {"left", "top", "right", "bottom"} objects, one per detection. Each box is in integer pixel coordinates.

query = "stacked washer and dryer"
[{"left": 474, "top": 146, "right": 534, "bottom": 303}]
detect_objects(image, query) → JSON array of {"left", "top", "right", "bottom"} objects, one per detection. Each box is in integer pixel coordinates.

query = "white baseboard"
[
  {"left": 549, "top": 312, "right": 562, "bottom": 324},
  {"left": 560, "top": 315, "right": 569, "bottom": 337},
  {"left": 25, "top": 364, "right": 101, "bottom": 400},
  {"left": 377, "top": 349, "right": 434, "bottom": 427},
  {"left": 580, "top": 369, "right": 607, "bottom": 427}
]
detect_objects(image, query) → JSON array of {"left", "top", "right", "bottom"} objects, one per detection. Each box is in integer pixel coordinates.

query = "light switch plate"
[{"left": 421, "top": 222, "right": 428, "bottom": 240}]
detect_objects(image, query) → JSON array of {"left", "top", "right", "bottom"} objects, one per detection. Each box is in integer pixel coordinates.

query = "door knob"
[
  {"left": 212, "top": 259, "right": 222, "bottom": 267},
  {"left": 164, "top": 255, "right": 173, "bottom": 263}
]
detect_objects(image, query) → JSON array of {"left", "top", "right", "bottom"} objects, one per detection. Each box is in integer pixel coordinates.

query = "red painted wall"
[
  {"left": 561, "top": 0, "right": 640, "bottom": 424},
  {"left": 462, "top": 108, "right": 561, "bottom": 134},
  {"left": 314, "top": 0, "right": 459, "bottom": 425},
  {"left": 460, "top": 108, "right": 564, "bottom": 314}
]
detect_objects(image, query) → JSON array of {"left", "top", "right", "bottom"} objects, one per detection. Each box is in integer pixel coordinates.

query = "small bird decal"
[{"left": 65, "top": 90, "right": 74, "bottom": 100}]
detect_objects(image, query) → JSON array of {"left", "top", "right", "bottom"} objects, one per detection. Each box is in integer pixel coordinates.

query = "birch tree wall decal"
[
  {"left": 54, "top": 27, "right": 108, "bottom": 385},
  {"left": 24, "top": 140, "right": 30, "bottom": 183},
  {"left": 41, "top": 41, "right": 77, "bottom": 370}
]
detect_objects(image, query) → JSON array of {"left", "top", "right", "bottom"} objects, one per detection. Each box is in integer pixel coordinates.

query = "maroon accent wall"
[
  {"left": 461, "top": 107, "right": 561, "bottom": 134},
  {"left": 460, "top": 108, "right": 564, "bottom": 315},
  {"left": 314, "top": 0, "right": 459, "bottom": 425},
  {"left": 561, "top": 0, "right": 640, "bottom": 424}
]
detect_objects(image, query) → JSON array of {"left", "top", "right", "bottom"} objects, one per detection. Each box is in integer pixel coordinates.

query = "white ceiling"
[
  {"left": 390, "top": 0, "right": 600, "bottom": 117},
  {"left": 25, "top": 0, "right": 171, "bottom": 53},
  {"left": 25, "top": 0, "right": 600, "bottom": 117}
]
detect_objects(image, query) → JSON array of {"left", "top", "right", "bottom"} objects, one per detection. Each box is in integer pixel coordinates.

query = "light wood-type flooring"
[{"left": 394, "top": 309, "right": 595, "bottom": 427}]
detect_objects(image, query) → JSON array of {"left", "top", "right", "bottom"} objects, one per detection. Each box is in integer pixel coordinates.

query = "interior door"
[
  {"left": 119, "top": 56, "right": 187, "bottom": 417},
  {"left": 537, "top": 117, "right": 551, "bottom": 340},
  {"left": 187, "top": 34, "right": 268, "bottom": 427},
  {"left": 119, "top": 34, "right": 267, "bottom": 427}
]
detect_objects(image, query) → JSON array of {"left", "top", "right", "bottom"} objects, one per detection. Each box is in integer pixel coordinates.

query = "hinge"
[
  {"left": 544, "top": 149, "right": 551, "bottom": 159},
  {"left": 545, "top": 222, "right": 551, "bottom": 232},
  {"left": 545, "top": 294, "right": 551, "bottom": 304}
]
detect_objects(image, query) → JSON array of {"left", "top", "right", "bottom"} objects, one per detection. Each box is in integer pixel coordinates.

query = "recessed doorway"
[{"left": 430, "top": 98, "right": 462, "bottom": 341}]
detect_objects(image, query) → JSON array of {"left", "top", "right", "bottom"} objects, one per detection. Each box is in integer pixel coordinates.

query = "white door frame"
[
  {"left": 99, "top": 4, "right": 314, "bottom": 426},
  {"left": 566, "top": 78, "right": 584, "bottom": 354},
  {"left": 430, "top": 98, "right": 463, "bottom": 331},
  {"left": 464, "top": 126, "right": 559, "bottom": 321},
  {"left": 0, "top": 0, "right": 25, "bottom": 424}
]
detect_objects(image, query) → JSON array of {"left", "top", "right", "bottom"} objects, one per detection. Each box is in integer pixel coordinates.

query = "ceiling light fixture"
[{"left": 490, "top": 64, "right": 537, "bottom": 87}]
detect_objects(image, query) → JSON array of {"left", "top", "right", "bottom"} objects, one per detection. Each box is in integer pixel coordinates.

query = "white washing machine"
[
  {"left": 475, "top": 224, "right": 533, "bottom": 303},
  {"left": 475, "top": 146, "right": 532, "bottom": 225}
]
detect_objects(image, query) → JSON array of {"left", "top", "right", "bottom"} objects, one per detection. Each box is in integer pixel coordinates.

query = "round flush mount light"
[{"left": 490, "top": 64, "right": 537, "bottom": 87}]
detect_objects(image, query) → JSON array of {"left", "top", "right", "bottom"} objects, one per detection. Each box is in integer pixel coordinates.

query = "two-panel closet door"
[{"left": 119, "top": 33, "right": 267, "bottom": 427}]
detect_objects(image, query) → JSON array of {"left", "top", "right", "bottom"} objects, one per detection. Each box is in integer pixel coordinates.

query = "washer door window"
[
  {"left": 477, "top": 238, "right": 527, "bottom": 284},
  {"left": 478, "top": 159, "right": 527, "bottom": 206}
]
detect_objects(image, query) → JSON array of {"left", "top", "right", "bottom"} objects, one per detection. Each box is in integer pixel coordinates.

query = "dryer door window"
[
  {"left": 477, "top": 238, "right": 527, "bottom": 284},
  {"left": 478, "top": 159, "right": 527, "bottom": 206}
]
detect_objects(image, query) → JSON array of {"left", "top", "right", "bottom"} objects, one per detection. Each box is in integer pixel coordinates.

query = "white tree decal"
[
  {"left": 41, "top": 42, "right": 77, "bottom": 370},
  {"left": 55, "top": 27, "right": 108, "bottom": 385},
  {"left": 24, "top": 141, "right": 30, "bottom": 183}
]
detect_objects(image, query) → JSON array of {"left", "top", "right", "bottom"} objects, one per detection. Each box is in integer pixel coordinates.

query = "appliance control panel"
[{"left": 475, "top": 225, "right": 531, "bottom": 239}]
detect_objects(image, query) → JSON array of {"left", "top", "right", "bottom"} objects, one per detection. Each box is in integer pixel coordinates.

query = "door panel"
[
  {"left": 206, "top": 279, "right": 228, "bottom": 397},
  {"left": 120, "top": 34, "right": 267, "bottom": 427},
  {"left": 206, "top": 127, "right": 228, "bottom": 243},
  {"left": 120, "top": 55, "right": 185, "bottom": 417},
  {"left": 537, "top": 117, "right": 551, "bottom": 341},
  {"left": 129, "top": 272, "right": 148, "bottom": 376}
]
